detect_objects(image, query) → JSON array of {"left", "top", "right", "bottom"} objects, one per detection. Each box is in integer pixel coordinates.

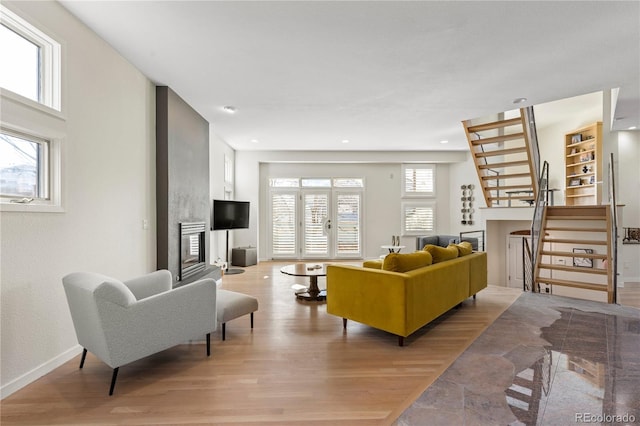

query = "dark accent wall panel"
[{"left": 156, "top": 86, "right": 210, "bottom": 283}]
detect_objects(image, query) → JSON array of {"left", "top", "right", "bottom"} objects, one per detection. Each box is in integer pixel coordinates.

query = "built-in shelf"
[{"left": 565, "top": 122, "right": 602, "bottom": 206}]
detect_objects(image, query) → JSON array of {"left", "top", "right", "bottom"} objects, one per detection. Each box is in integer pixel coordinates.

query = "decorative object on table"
[
  {"left": 623, "top": 227, "right": 640, "bottom": 244},
  {"left": 391, "top": 235, "right": 400, "bottom": 246},
  {"left": 460, "top": 184, "right": 474, "bottom": 225},
  {"left": 573, "top": 248, "right": 594, "bottom": 268}
]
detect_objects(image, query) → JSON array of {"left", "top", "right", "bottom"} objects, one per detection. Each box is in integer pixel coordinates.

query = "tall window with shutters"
[{"left": 402, "top": 164, "right": 436, "bottom": 235}]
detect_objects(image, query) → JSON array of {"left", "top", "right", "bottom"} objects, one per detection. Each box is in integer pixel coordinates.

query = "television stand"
[{"left": 224, "top": 230, "right": 245, "bottom": 275}]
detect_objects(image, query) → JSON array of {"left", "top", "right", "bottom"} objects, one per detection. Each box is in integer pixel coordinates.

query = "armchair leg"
[
  {"left": 222, "top": 324, "right": 226, "bottom": 341},
  {"left": 109, "top": 367, "right": 119, "bottom": 396},
  {"left": 250, "top": 312, "right": 254, "bottom": 329},
  {"left": 79, "top": 348, "right": 87, "bottom": 369},
  {"left": 343, "top": 318, "right": 347, "bottom": 329},
  {"left": 206, "top": 333, "right": 211, "bottom": 356},
  {"left": 473, "top": 294, "right": 476, "bottom": 300},
  {"left": 398, "top": 336, "right": 404, "bottom": 347}
]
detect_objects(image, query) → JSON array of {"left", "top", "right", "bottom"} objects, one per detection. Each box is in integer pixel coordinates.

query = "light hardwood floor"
[{"left": 2, "top": 261, "right": 523, "bottom": 425}]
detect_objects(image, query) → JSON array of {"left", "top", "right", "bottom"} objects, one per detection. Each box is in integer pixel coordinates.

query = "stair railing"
[
  {"left": 474, "top": 132, "right": 502, "bottom": 205},
  {"left": 523, "top": 106, "right": 541, "bottom": 197},
  {"left": 523, "top": 237, "right": 533, "bottom": 291},
  {"left": 529, "top": 160, "right": 549, "bottom": 292},
  {"left": 608, "top": 153, "right": 619, "bottom": 303}
]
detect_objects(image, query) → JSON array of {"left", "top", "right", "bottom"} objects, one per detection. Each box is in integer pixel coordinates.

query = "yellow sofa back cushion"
[
  {"left": 423, "top": 244, "right": 459, "bottom": 263},
  {"left": 382, "top": 251, "right": 432, "bottom": 272},
  {"left": 455, "top": 241, "right": 473, "bottom": 256}
]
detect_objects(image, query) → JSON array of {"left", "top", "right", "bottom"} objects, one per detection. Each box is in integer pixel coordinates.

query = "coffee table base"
[{"left": 295, "top": 289, "right": 326, "bottom": 302}]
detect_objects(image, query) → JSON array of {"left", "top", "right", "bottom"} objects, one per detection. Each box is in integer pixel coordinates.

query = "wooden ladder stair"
[
  {"left": 534, "top": 205, "right": 614, "bottom": 303},
  {"left": 462, "top": 108, "right": 538, "bottom": 207}
]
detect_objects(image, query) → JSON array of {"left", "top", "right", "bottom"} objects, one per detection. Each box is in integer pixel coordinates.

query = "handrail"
[
  {"left": 460, "top": 230, "right": 485, "bottom": 251},
  {"left": 608, "top": 153, "right": 618, "bottom": 303},
  {"left": 530, "top": 160, "right": 549, "bottom": 292},
  {"left": 523, "top": 106, "right": 541, "bottom": 196},
  {"left": 474, "top": 132, "right": 502, "bottom": 206},
  {"left": 523, "top": 237, "right": 533, "bottom": 291}
]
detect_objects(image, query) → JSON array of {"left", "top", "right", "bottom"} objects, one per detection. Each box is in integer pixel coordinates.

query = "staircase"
[
  {"left": 534, "top": 205, "right": 614, "bottom": 303},
  {"left": 462, "top": 107, "right": 538, "bottom": 207}
]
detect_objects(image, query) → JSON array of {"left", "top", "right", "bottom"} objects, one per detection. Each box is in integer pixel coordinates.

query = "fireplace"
[{"left": 179, "top": 222, "right": 206, "bottom": 281}]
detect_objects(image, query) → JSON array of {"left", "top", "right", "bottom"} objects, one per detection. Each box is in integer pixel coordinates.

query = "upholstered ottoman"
[{"left": 216, "top": 289, "right": 259, "bottom": 341}]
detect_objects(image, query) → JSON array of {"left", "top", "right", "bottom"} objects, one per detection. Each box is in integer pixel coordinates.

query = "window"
[
  {"left": 402, "top": 202, "right": 435, "bottom": 235},
  {"left": 0, "top": 127, "right": 62, "bottom": 211},
  {"left": 402, "top": 164, "right": 435, "bottom": 197},
  {"left": 0, "top": 5, "right": 61, "bottom": 111},
  {"left": 224, "top": 155, "right": 233, "bottom": 184}
]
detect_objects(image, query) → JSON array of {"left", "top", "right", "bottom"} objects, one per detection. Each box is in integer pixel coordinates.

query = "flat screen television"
[{"left": 212, "top": 200, "right": 250, "bottom": 230}]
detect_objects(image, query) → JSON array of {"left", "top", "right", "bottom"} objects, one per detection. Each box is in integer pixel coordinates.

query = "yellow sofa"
[{"left": 326, "top": 251, "right": 487, "bottom": 346}]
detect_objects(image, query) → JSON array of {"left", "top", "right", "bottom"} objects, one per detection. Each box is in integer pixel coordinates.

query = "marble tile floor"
[{"left": 396, "top": 292, "right": 640, "bottom": 426}]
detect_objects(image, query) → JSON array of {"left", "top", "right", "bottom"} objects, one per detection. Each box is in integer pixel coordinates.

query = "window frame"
[
  {"left": 0, "top": 125, "right": 63, "bottom": 212},
  {"left": 0, "top": 4, "right": 62, "bottom": 113}
]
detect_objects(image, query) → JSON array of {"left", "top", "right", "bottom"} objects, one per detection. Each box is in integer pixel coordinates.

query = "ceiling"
[{"left": 59, "top": 1, "right": 639, "bottom": 152}]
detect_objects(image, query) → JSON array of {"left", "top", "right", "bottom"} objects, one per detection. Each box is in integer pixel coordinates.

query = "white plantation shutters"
[
  {"left": 303, "top": 192, "right": 329, "bottom": 256},
  {"left": 402, "top": 202, "right": 435, "bottom": 235},
  {"left": 403, "top": 165, "right": 435, "bottom": 196},
  {"left": 336, "top": 192, "right": 361, "bottom": 256},
  {"left": 271, "top": 192, "right": 297, "bottom": 256}
]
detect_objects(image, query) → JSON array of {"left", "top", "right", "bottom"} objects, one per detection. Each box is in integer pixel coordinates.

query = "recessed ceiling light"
[
  {"left": 513, "top": 97, "right": 527, "bottom": 104},
  {"left": 342, "top": 139, "right": 350, "bottom": 144},
  {"left": 222, "top": 106, "right": 236, "bottom": 113},
  {"left": 250, "top": 139, "right": 259, "bottom": 143},
  {"left": 629, "top": 126, "right": 637, "bottom": 130},
  {"left": 440, "top": 140, "right": 449, "bottom": 144}
]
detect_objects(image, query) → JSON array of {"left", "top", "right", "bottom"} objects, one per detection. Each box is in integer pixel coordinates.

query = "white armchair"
[{"left": 62, "top": 270, "right": 217, "bottom": 395}]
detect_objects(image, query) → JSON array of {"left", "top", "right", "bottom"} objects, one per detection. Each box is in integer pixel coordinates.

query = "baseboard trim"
[{"left": 1, "top": 345, "right": 82, "bottom": 400}]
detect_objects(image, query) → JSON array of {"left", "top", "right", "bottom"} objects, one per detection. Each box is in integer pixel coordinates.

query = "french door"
[{"left": 270, "top": 189, "right": 362, "bottom": 259}]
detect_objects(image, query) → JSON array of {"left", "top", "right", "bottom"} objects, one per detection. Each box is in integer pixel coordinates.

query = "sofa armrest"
[
  {"left": 327, "top": 265, "right": 408, "bottom": 336},
  {"left": 124, "top": 270, "right": 173, "bottom": 300}
]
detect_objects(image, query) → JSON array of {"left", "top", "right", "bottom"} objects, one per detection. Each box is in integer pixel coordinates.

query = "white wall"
[
  {"left": 208, "top": 131, "right": 235, "bottom": 264},
  {"left": 618, "top": 131, "right": 640, "bottom": 282},
  {"left": 234, "top": 150, "right": 467, "bottom": 260},
  {"left": 1, "top": 1, "right": 156, "bottom": 398}
]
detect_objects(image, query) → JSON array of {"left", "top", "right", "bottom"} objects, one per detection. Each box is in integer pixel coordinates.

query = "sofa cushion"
[
  {"left": 382, "top": 251, "right": 432, "bottom": 272},
  {"left": 363, "top": 259, "right": 383, "bottom": 269},
  {"left": 423, "top": 244, "right": 459, "bottom": 263},
  {"left": 455, "top": 241, "right": 473, "bottom": 256}
]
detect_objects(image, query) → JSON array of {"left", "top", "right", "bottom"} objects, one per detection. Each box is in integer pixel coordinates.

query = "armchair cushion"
[{"left": 124, "top": 269, "right": 172, "bottom": 300}]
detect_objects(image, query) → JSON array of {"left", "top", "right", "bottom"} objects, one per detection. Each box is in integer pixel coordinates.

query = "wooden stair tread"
[
  {"left": 484, "top": 185, "right": 533, "bottom": 191},
  {"left": 482, "top": 173, "right": 532, "bottom": 180},
  {"left": 544, "top": 227, "right": 607, "bottom": 232},
  {"left": 538, "top": 264, "right": 608, "bottom": 275},
  {"left": 546, "top": 216, "right": 606, "bottom": 221},
  {"left": 471, "top": 133, "right": 525, "bottom": 146},
  {"left": 489, "top": 196, "right": 534, "bottom": 201},
  {"left": 541, "top": 250, "right": 607, "bottom": 259},
  {"left": 542, "top": 238, "right": 608, "bottom": 245},
  {"left": 475, "top": 146, "right": 527, "bottom": 157},
  {"left": 478, "top": 160, "right": 530, "bottom": 169},
  {"left": 535, "top": 278, "right": 607, "bottom": 292},
  {"left": 467, "top": 117, "right": 522, "bottom": 132}
]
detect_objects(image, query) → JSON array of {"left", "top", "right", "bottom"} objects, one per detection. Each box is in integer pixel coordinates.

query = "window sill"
[{"left": 0, "top": 202, "right": 64, "bottom": 213}]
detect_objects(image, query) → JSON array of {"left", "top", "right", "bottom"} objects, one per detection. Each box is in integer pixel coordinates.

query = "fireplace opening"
[{"left": 179, "top": 222, "right": 206, "bottom": 281}]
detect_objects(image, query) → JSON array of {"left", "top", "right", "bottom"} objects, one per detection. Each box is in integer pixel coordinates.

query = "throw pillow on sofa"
[
  {"left": 382, "top": 251, "right": 433, "bottom": 272},
  {"left": 455, "top": 241, "right": 473, "bottom": 256},
  {"left": 423, "top": 244, "right": 459, "bottom": 263}
]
